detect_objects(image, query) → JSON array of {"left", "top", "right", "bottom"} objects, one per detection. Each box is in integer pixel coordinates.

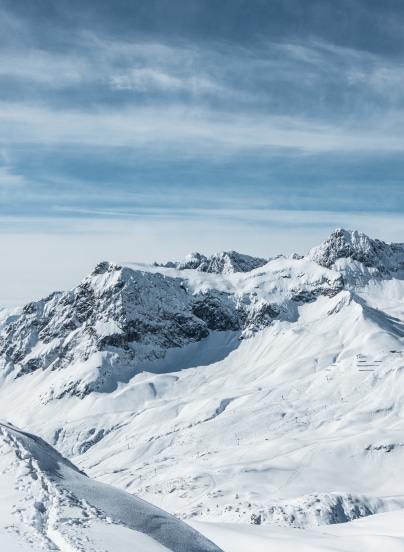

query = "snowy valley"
[{"left": 1, "top": 228, "right": 404, "bottom": 551}]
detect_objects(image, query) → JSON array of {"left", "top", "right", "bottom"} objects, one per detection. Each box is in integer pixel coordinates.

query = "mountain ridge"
[
  {"left": 0, "top": 227, "right": 404, "bottom": 549},
  {"left": 158, "top": 250, "right": 269, "bottom": 274},
  {"left": 0, "top": 233, "right": 353, "bottom": 399},
  {"left": 1, "top": 228, "right": 402, "bottom": 401}
]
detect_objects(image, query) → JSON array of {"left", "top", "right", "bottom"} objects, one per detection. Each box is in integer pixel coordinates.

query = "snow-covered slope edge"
[
  {"left": 190, "top": 510, "right": 404, "bottom": 552},
  {"left": 0, "top": 421, "right": 223, "bottom": 552}
]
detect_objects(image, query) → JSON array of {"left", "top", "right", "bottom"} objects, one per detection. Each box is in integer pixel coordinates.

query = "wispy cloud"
[
  {"left": 0, "top": 26, "right": 403, "bottom": 160},
  {"left": 109, "top": 67, "right": 221, "bottom": 96},
  {"left": 0, "top": 161, "right": 28, "bottom": 202},
  {"left": 2, "top": 25, "right": 404, "bottom": 110},
  {"left": 44, "top": 207, "right": 404, "bottom": 232},
  {"left": 0, "top": 102, "right": 403, "bottom": 157},
  {"left": 0, "top": 166, "right": 26, "bottom": 187},
  {"left": 0, "top": 1, "right": 403, "bottom": 307},
  {"left": 272, "top": 40, "right": 404, "bottom": 106},
  {"left": 0, "top": 50, "right": 89, "bottom": 87}
]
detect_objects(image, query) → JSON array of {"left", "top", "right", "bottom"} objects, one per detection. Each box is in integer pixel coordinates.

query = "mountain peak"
[
  {"left": 308, "top": 228, "right": 404, "bottom": 272},
  {"left": 163, "top": 250, "right": 268, "bottom": 274}
]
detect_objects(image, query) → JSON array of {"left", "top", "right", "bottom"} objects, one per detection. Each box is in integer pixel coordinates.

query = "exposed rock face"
[
  {"left": 308, "top": 228, "right": 404, "bottom": 273},
  {"left": 0, "top": 258, "right": 295, "bottom": 396},
  {"left": 247, "top": 492, "right": 391, "bottom": 528},
  {"left": 0, "top": 264, "right": 215, "bottom": 391},
  {"left": 177, "top": 252, "right": 209, "bottom": 270},
  {"left": 163, "top": 251, "right": 269, "bottom": 274},
  {"left": 1, "top": 229, "right": 397, "bottom": 400},
  {"left": 0, "top": 260, "right": 340, "bottom": 398}
]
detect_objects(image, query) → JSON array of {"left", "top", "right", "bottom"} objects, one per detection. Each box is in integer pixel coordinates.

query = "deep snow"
[
  {"left": 0, "top": 421, "right": 222, "bottom": 551},
  {"left": 0, "top": 228, "right": 403, "bottom": 550}
]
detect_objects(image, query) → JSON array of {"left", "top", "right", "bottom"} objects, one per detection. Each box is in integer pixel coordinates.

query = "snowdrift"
[{"left": 0, "top": 421, "right": 222, "bottom": 552}]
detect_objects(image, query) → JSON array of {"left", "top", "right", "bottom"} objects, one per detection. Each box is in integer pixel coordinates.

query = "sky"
[{"left": 0, "top": 0, "right": 403, "bottom": 306}]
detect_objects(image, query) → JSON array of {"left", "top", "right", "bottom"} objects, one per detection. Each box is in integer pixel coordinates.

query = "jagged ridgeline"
[{"left": 0, "top": 229, "right": 402, "bottom": 401}]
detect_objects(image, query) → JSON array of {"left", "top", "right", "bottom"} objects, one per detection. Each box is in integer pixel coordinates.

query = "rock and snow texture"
[
  {"left": 160, "top": 250, "right": 269, "bottom": 274},
  {"left": 0, "top": 421, "right": 222, "bottom": 552},
  {"left": 0, "top": 228, "right": 404, "bottom": 551},
  {"left": 0, "top": 253, "right": 343, "bottom": 399},
  {"left": 308, "top": 228, "right": 404, "bottom": 273}
]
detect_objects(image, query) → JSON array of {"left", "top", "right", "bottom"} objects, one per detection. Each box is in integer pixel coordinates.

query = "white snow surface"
[
  {"left": 0, "top": 228, "right": 404, "bottom": 550},
  {"left": 191, "top": 511, "right": 404, "bottom": 552},
  {"left": 0, "top": 421, "right": 222, "bottom": 551}
]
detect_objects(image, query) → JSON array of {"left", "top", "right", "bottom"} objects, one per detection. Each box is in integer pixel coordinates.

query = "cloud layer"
[{"left": 0, "top": 0, "right": 403, "bottom": 304}]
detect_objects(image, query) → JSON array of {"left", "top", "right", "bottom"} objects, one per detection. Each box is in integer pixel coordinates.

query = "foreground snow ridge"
[{"left": 0, "top": 422, "right": 222, "bottom": 552}]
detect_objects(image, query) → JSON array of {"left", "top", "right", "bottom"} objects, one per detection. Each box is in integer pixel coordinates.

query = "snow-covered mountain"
[
  {"left": 308, "top": 228, "right": 404, "bottom": 272},
  {"left": 160, "top": 250, "right": 269, "bottom": 274},
  {"left": 0, "top": 228, "right": 404, "bottom": 551},
  {"left": 0, "top": 251, "right": 343, "bottom": 399}
]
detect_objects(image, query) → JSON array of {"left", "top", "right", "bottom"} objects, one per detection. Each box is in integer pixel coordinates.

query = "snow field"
[{"left": 0, "top": 230, "right": 403, "bottom": 550}]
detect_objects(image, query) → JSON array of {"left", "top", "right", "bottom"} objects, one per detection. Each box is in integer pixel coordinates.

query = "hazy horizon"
[{"left": 0, "top": 0, "right": 403, "bottom": 306}]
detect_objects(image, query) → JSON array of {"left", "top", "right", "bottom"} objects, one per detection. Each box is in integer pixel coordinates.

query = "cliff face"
[{"left": 0, "top": 228, "right": 401, "bottom": 401}]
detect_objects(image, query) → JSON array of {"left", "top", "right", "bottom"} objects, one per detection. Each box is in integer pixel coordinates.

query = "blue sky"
[{"left": 0, "top": 0, "right": 403, "bottom": 305}]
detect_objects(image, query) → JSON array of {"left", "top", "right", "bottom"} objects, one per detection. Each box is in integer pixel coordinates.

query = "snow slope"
[
  {"left": 0, "top": 228, "right": 403, "bottom": 550},
  {"left": 0, "top": 421, "right": 222, "bottom": 551},
  {"left": 191, "top": 510, "right": 404, "bottom": 552}
]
